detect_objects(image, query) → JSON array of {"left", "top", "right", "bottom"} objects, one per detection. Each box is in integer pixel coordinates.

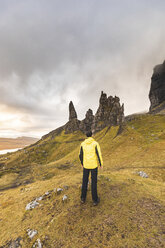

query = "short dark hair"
[{"left": 86, "top": 131, "right": 92, "bottom": 137}]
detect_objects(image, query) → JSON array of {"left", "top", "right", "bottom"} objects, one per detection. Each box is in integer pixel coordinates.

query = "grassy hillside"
[{"left": 0, "top": 113, "right": 165, "bottom": 247}]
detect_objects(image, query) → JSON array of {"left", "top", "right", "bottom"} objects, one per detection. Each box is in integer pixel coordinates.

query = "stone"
[
  {"left": 62, "top": 194, "right": 68, "bottom": 202},
  {"left": 32, "top": 238, "right": 42, "bottom": 248},
  {"left": 138, "top": 171, "right": 148, "bottom": 178},
  {"left": 26, "top": 200, "right": 39, "bottom": 210},
  {"left": 36, "top": 196, "right": 43, "bottom": 201},
  {"left": 149, "top": 60, "right": 165, "bottom": 113},
  {"left": 63, "top": 185, "right": 69, "bottom": 190},
  {"left": 57, "top": 188, "right": 63, "bottom": 194},
  {"left": 44, "top": 191, "right": 50, "bottom": 196},
  {"left": 27, "top": 229, "right": 38, "bottom": 239},
  {"left": 25, "top": 194, "right": 44, "bottom": 210},
  {"left": 5, "top": 237, "right": 22, "bottom": 248},
  {"left": 105, "top": 177, "right": 111, "bottom": 181}
]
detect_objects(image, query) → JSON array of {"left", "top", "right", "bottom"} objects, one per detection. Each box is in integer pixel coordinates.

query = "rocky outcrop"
[
  {"left": 64, "top": 91, "right": 124, "bottom": 134},
  {"left": 64, "top": 101, "right": 80, "bottom": 133},
  {"left": 149, "top": 61, "right": 165, "bottom": 113},
  {"left": 79, "top": 109, "right": 94, "bottom": 133},
  {"left": 92, "top": 91, "right": 124, "bottom": 133},
  {"left": 69, "top": 101, "right": 77, "bottom": 120}
]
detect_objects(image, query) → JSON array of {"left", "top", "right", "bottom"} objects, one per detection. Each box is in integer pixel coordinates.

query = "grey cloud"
[{"left": 0, "top": 0, "right": 165, "bottom": 137}]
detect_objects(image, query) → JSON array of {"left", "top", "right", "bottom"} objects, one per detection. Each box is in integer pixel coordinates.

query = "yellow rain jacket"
[{"left": 79, "top": 137, "right": 103, "bottom": 169}]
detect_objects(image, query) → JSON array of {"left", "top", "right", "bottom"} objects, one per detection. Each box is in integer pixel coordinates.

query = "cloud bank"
[{"left": 0, "top": 0, "right": 165, "bottom": 137}]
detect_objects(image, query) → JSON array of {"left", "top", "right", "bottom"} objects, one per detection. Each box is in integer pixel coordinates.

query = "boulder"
[
  {"left": 62, "top": 194, "right": 68, "bottom": 202},
  {"left": 26, "top": 200, "right": 39, "bottom": 210},
  {"left": 57, "top": 188, "right": 63, "bottom": 195},
  {"left": 137, "top": 171, "right": 148, "bottom": 178},
  {"left": 32, "top": 238, "right": 42, "bottom": 248},
  {"left": 63, "top": 185, "right": 69, "bottom": 190},
  {"left": 27, "top": 229, "right": 38, "bottom": 239}
]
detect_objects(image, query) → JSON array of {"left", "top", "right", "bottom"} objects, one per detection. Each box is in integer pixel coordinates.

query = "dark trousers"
[{"left": 81, "top": 167, "right": 98, "bottom": 202}]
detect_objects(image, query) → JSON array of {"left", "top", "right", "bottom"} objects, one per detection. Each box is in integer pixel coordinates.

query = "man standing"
[{"left": 79, "top": 131, "right": 103, "bottom": 206}]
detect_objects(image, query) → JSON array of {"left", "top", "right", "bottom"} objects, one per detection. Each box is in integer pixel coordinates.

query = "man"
[{"left": 79, "top": 130, "right": 103, "bottom": 206}]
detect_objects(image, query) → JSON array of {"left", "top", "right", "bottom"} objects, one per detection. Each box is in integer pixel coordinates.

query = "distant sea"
[{"left": 0, "top": 147, "right": 23, "bottom": 155}]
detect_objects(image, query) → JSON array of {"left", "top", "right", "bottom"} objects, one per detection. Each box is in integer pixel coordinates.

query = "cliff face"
[
  {"left": 64, "top": 91, "right": 124, "bottom": 134},
  {"left": 79, "top": 109, "right": 94, "bottom": 133},
  {"left": 91, "top": 91, "right": 124, "bottom": 133},
  {"left": 149, "top": 61, "right": 165, "bottom": 113}
]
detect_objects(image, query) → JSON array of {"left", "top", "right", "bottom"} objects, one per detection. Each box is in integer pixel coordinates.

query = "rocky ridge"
[{"left": 43, "top": 91, "right": 124, "bottom": 138}]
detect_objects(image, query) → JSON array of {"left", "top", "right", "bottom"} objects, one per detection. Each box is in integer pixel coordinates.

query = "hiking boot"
[
  {"left": 93, "top": 197, "right": 100, "bottom": 206},
  {"left": 81, "top": 198, "right": 86, "bottom": 204}
]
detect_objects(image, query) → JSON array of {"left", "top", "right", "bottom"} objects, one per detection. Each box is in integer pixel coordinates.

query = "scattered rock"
[
  {"left": 24, "top": 187, "right": 32, "bottom": 192},
  {"left": 35, "top": 196, "right": 43, "bottom": 201},
  {"left": 26, "top": 200, "right": 39, "bottom": 210},
  {"left": 27, "top": 229, "right": 38, "bottom": 239},
  {"left": 3, "top": 237, "right": 22, "bottom": 248},
  {"left": 63, "top": 185, "right": 69, "bottom": 190},
  {"left": 137, "top": 171, "right": 148, "bottom": 178},
  {"left": 62, "top": 195, "right": 68, "bottom": 202},
  {"left": 32, "top": 238, "right": 42, "bottom": 248},
  {"left": 105, "top": 177, "right": 111, "bottom": 182},
  {"left": 57, "top": 188, "right": 63, "bottom": 195}
]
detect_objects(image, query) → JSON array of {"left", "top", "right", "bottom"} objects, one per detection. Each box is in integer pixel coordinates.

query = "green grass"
[{"left": 0, "top": 113, "right": 165, "bottom": 247}]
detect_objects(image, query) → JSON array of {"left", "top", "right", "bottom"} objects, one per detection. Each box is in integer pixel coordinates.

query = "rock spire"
[{"left": 69, "top": 101, "right": 77, "bottom": 120}]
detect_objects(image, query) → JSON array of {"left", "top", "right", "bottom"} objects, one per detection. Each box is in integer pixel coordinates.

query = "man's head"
[{"left": 86, "top": 130, "right": 92, "bottom": 137}]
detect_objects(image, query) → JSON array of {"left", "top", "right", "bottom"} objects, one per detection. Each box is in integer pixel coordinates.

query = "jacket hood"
[{"left": 84, "top": 137, "right": 95, "bottom": 145}]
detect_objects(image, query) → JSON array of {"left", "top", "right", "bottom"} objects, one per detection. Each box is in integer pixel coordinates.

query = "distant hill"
[{"left": 0, "top": 136, "right": 39, "bottom": 150}]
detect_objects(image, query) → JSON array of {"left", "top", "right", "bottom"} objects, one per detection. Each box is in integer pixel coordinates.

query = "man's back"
[{"left": 79, "top": 137, "right": 103, "bottom": 169}]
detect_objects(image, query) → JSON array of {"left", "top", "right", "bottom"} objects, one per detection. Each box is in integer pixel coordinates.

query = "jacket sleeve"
[
  {"left": 95, "top": 143, "right": 103, "bottom": 167},
  {"left": 79, "top": 145, "right": 84, "bottom": 166}
]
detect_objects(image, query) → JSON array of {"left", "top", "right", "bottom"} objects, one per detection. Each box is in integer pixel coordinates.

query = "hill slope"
[{"left": 0, "top": 113, "right": 165, "bottom": 247}]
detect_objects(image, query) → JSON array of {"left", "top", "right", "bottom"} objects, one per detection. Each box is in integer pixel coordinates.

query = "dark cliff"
[{"left": 149, "top": 61, "right": 165, "bottom": 113}]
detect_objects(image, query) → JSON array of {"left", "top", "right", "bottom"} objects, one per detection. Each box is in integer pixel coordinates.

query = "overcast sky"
[{"left": 0, "top": 0, "right": 165, "bottom": 138}]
